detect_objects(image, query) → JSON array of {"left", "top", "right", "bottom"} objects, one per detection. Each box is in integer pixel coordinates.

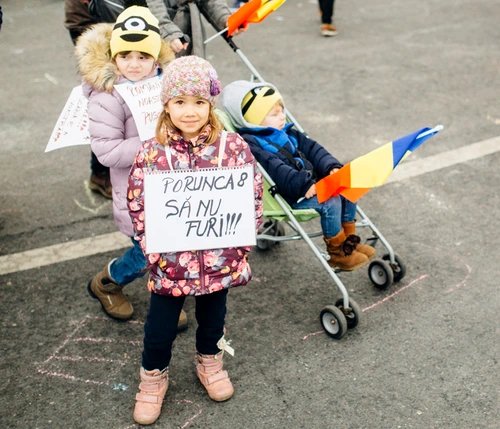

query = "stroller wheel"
[
  {"left": 320, "top": 305, "right": 348, "bottom": 339},
  {"left": 256, "top": 220, "right": 284, "bottom": 251},
  {"left": 382, "top": 253, "right": 406, "bottom": 283},
  {"left": 335, "top": 298, "right": 361, "bottom": 330},
  {"left": 368, "top": 259, "right": 394, "bottom": 289},
  {"left": 256, "top": 238, "right": 272, "bottom": 251}
]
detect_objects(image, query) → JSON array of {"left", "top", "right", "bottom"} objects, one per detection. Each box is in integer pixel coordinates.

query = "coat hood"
[
  {"left": 221, "top": 80, "right": 286, "bottom": 131},
  {"left": 75, "top": 23, "right": 174, "bottom": 93}
]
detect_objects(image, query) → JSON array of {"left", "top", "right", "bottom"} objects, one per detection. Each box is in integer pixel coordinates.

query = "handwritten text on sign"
[
  {"left": 45, "top": 85, "right": 90, "bottom": 152},
  {"left": 114, "top": 76, "right": 162, "bottom": 141},
  {"left": 144, "top": 166, "right": 256, "bottom": 253}
]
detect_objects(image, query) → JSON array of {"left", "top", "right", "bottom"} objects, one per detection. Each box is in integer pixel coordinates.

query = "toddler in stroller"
[{"left": 221, "top": 80, "right": 375, "bottom": 271}]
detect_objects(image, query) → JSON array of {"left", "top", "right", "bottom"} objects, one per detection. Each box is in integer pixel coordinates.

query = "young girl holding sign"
[
  {"left": 127, "top": 55, "right": 263, "bottom": 425},
  {"left": 75, "top": 6, "right": 192, "bottom": 327}
]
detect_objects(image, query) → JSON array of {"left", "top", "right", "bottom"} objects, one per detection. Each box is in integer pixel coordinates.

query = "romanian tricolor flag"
[
  {"left": 204, "top": 0, "right": 286, "bottom": 44},
  {"left": 316, "top": 125, "right": 443, "bottom": 203},
  {"left": 227, "top": 0, "right": 286, "bottom": 36}
]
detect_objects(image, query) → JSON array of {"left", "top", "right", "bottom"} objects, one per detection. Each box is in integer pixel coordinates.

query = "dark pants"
[
  {"left": 68, "top": 29, "right": 110, "bottom": 178},
  {"left": 142, "top": 289, "right": 228, "bottom": 371},
  {"left": 318, "top": 0, "right": 335, "bottom": 24}
]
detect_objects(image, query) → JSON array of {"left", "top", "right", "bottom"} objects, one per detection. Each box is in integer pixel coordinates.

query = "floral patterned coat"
[{"left": 127, "top": 126, "right": 263, "bottom": 296}]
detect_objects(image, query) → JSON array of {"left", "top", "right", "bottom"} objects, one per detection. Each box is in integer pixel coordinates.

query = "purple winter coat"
[{"left": 75, "top": 23, "right": 174, "bottom": 237}]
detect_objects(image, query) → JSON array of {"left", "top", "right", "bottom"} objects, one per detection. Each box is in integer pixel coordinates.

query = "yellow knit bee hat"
[
  {"left": 242, "top": 86, "right": 282, "bottom": 125},
  {"left": 110, "top": 6, "right": 161, "bottom": 60}
]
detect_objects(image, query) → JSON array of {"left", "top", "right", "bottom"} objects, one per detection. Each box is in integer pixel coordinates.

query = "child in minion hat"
[
  {"left": 222, "top": 80, "right": 376, "bottom": 271},
  {"left": 109, "top": 5, "right": 161, "bottom": 61},
  {"left": 127, "top": 56, "right": 263, "bottom": 425},
  {"left": 73, "top": 10, "right": 193, "bottom": 331}
]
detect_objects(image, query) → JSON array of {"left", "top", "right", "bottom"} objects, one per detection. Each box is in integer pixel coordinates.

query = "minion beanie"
[
  {"left": 110, "top": 6, "right": 161, "bottom": 60},
  {"left": 160, "top": 56, "right": 222, "bottom": 106},
  {"left": 242, "top": 86, "right": 282, "bottom": 125}
]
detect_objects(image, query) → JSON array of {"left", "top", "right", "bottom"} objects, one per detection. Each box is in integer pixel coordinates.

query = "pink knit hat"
[{"left": 160, "top": 56, "right": 221, "bottom": 106}]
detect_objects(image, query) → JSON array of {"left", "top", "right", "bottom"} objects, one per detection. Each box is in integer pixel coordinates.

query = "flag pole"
[
  {"left": 416, "top": 124, "right": 443, "bottom": 140},
  {"left": 204, "top": 28, "right": 228, "bottom": 44}
]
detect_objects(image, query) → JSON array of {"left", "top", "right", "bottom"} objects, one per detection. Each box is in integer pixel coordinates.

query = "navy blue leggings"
[{"left": 142, "top": 289, "right": 228, "bottom": 371}]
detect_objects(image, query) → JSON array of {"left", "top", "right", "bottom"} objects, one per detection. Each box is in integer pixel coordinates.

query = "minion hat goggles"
[
  {"left": 242, "top": 86, "right": 283, "bottom": 125},
  {"left": 110, "top": 6, "right": 161, "bottom": 60}
]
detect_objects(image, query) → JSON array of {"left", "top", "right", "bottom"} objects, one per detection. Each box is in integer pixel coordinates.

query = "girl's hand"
[
  {"left": 170, "top": 38, "right": 189, "bottom": 53},
  {"left": 305, "top": 184, "right": 316, "bottom": 199},
  {"left": 330, "top": 168, "right": 339, "bottom": 175}
]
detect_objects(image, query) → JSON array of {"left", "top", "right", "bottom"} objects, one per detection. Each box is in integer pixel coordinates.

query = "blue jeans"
[
  {"left": 291, "top": 195, "right": 357, "bottom": 238},
  {"left": 109, "top": 238, "right": 148, "bottom": 285}
]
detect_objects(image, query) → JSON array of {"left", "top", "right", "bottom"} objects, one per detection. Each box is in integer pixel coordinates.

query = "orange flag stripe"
[
  {"left": 316, "top": 164, "right": 351, "bottom": 203},
  {"left": 227, "top": 0, "right": 263, "bottom": 35},
  {"left": 339, "top": 188, "right": 371, "bottom": 203}
]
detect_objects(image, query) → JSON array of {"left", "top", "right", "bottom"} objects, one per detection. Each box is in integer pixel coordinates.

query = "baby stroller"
[
  {"left": 215, "top": 47, "right": 407, "bottom": 341},
  {"left": 217, "top": 107, "right": 406, "bottom": 340},
  {"left": 196, "top": 9, "right": 408, "bottom": 339}
]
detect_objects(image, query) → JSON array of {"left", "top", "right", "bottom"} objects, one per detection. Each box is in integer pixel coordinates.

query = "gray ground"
[{"left": 1, "top": 0, "right": 499, "bottom": 428}]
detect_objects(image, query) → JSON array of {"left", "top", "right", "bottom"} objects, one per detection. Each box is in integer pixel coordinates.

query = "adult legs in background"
[
  {"left": 318, "top": 0, "right": 338, "bottom": 36},
  {"left": 66, "top": 6, "right": 112, "bottom": 199}
]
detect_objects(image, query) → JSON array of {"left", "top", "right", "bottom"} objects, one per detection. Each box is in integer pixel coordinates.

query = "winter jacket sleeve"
[
  {"left": 291, "top": 129, "right": 343, "bottom": 179},
  {"left": 88, "top": 91, "right": 143, "bottom": 170},
  {"left": 198, "top": 0, "right": 231, "bottom": 32},
  {"left": 243, "top": 133, "right": 315, "bottom": 204},
  {"left": 127, "top": 144, "right": 151, "bottom": 263},
  {"left": 146, "top": 0, "right": 183, "bottom": 42}
]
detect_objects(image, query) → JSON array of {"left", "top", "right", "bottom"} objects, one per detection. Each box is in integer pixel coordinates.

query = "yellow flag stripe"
[{"left": 349, "top": 142, "right": 395, "bottom": 187}]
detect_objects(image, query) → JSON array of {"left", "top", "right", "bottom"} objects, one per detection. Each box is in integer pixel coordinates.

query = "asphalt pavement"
[{"left": 1, "top": 0, "right": 499, "bottom": 428}]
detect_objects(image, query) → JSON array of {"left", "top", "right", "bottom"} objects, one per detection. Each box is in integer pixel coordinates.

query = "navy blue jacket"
[{"left": 240, "top": 125, "right": 343, "bottom": 205}]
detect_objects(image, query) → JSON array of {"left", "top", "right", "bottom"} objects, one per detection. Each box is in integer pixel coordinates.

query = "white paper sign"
[
  {"left": 45, "top": 86, "right": 90, "bottom": 152},
  {"left": 114, "top": 76, "right": 163, "bottom": 141},
  {"left": 144, "top": 165, "right": 256, "bottom": 253}
]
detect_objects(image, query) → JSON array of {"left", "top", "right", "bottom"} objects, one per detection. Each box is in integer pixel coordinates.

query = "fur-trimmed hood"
[{"left": 75, "top": 23, "right": 174, "bottom": 93}]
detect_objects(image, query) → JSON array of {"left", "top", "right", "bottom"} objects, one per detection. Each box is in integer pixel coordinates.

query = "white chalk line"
[{"left": 1, "top": 134, "right": 499, "bottom": 276}]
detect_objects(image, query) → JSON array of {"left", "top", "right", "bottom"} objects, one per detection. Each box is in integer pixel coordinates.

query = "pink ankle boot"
[
  {"left": 195, "top": 351, "right": 234, "bottom": 402},
  {"left": 133, "top": 367, "right": 168, "bottom": 425}
]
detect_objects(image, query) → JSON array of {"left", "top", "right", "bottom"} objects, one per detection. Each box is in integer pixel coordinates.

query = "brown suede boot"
[
  {"left": 87, "top": 264, "right": 133, "bottom": 320},
  {"left": 89, "top": 172, "right": 112, "bottom": 199},
  {"left": 133, "top": 367, "right": 169, "bottom": 425},
  {"left": 196, "top": 351, "right": 234, "bottom": 402},
  {"left": 342, "top": 221, "right": 376, "bottom": 260},
  {"left": 324, "top": 231, "right": 369, "bottom": 271}
]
